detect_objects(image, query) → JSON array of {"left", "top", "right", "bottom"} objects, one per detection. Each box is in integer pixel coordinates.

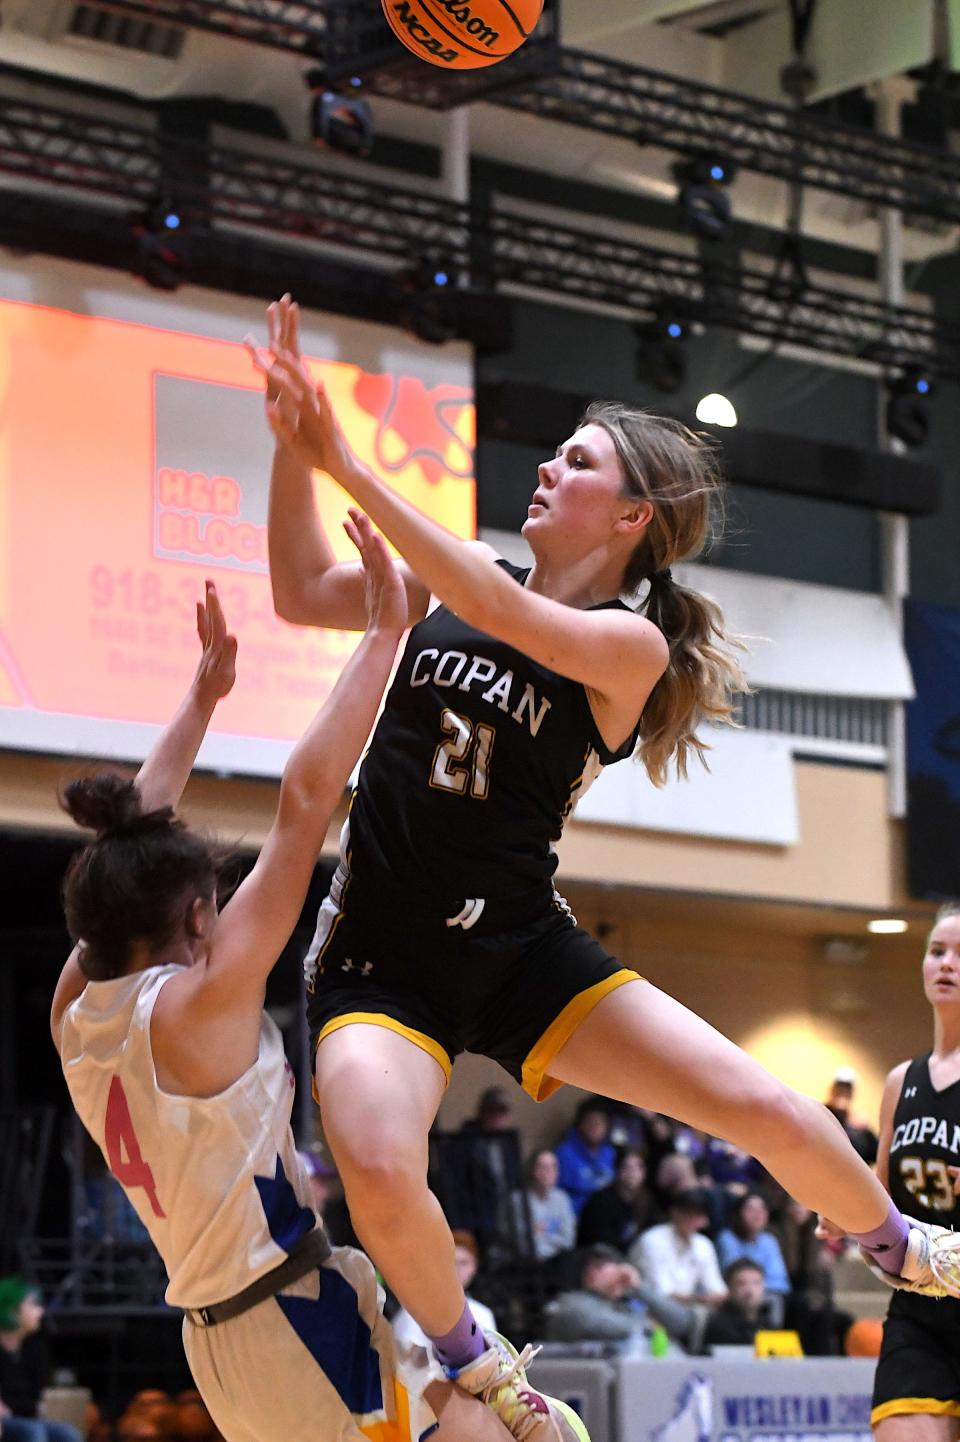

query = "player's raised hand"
[
  {"left": 194, "top": 580, "right": 238, "bottom": 701},
  {"left": 246, "top": 299, "right": 362, "bottom": 485},
  {"left": 344, "top": 508, "right": 407, "bottom": 638}
]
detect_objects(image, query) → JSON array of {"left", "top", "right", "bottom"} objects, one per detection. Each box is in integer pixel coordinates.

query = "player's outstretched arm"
[
  {"left": 256, "top": 296, "right": 429, "bottom": 632},
  {"left": 199, "top": 511, "right": 406, "bottom": 1004},
  {"left": 252, "top": 319, "right": 667, "bottom": 713},
  {"left": 50, "top": 583, "right": 237, "bottom": 1049}
]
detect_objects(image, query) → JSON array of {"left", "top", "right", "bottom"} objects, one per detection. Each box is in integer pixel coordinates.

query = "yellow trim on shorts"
[
  {"left": 872, "top": 1398, "right": 960, "bottom": 1424},
  {"left": 314, "top": 1013, "right": 453, "bottom": 1087},
  {"left": 360, "top": 1377, "right": 413, "bottom": 1441},
  {"left": 521, "top": 969, "right": 642, "bottom": 1101}
]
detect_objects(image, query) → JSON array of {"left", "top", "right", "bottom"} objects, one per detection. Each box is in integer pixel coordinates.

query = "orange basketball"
[
  {"left": 380, "top": 0, "right": 543, "bottom": 69},
  {"left": 844, "top": 1317, "right": 884, "bottom": 1357}
]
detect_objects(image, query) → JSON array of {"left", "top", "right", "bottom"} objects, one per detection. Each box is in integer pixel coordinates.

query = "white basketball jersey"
[{"left": 60, "top": 965, "right": 317, "bottom": 1309}]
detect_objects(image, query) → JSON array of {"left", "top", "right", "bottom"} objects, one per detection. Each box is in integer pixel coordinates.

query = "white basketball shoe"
[{"left": 452, "top": 1331, "right": 590, "bottom": 1442}]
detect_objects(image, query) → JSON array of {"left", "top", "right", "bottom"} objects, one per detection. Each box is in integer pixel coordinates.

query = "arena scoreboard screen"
[{"left": 0, "top": 257, "right": 475, "bottom": 777}]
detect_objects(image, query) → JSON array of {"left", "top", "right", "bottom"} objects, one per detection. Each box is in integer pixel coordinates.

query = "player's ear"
[{"left": 185, "top": 895, "right": 208, "bottom": 939}]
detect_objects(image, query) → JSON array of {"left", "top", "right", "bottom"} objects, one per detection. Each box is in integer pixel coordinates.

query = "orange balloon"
[
  {"left": 380, "top": 0, "right": 543, "bottom": 69},
  {"left": 845, "top": 1317, "right": 884, "bottom": 1357}
]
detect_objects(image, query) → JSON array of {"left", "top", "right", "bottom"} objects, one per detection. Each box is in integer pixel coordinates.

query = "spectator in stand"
[
  {"left": 543, "top": 1246, "right": 682, "bottom": 1354},
  {"left": 771, "top": 1196, "right": 848, "bottom": 1357},
  {"left": 638, "top": 1113, "right": 677, "bottom": 1179},
  {"left": 555, "top": 1099, "right": 616, "bottom": 1216},
  {"left": 513, "top": 1150, "right": 576, "bottom": 1263},
  {"left": 577, "top": 1149, "right": 662, "bottom": 1253},
  {"left": 824, "top": 1068, "right": 878, "bottom": 1165},
  {"left": 672, "top": 1125, "right": 710, "bottom": 1168},
  {"left": 717, "top": 1192, "right": 791, "bottom": 1300},
  {"left": 460, "top": 1086, "right": 517, "bottom": 1135},
  {"left": 704, "top": 1138, "right": 767, "bottom": 1204},
  {"left": 543, "top": 1246, "right": 648, "bottom": 1347},
  {"left": 392, "top": 1232, "right": 496, "bottom": 1352},
  {"left": 629, "top": 1189, "right": 727, "bottom": 1352},
  {"left": 0, "top": 1280, "right": 82, "bottom": 1442},
  {"left": 653, "top": 1151, "right": 699, "bottom": 1210},
  {"left": 703, "top": 1260, "right": 778, "bottom": 1350},
  {"left": 449, "top": 1087, "right": 523, "bottom": 1261}
]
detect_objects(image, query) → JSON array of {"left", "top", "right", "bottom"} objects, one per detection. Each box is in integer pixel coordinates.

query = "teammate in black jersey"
[
  {"left": 870, "top": 905, "right": 960, "bottom": 1439},
  {"left": 249, "top": 297, "right": 960, "bottom": 1440}
]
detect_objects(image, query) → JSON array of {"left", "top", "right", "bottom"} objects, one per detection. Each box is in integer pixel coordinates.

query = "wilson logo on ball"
[{"left": 381, "top": 0, "right": 543, "bottom": 70}]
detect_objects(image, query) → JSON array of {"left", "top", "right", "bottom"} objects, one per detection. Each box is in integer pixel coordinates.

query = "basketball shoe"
[
  {"left": 452, "top": 1332, "right": 590, "bottom": 1441},
  {"left": 862, "top": 1216, "right": 960, "bottom": 1298}
]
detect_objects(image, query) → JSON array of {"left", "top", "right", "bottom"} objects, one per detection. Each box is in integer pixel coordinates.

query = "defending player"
[
  {"left": 870, "top": 905, "right": 960, "bottom": 1439},
  {"left": 51, "top": 548, "right": 513, "bottom": 1442},
  {"left": 251, "top": 296, "right": 960, "bottom": 1439}
]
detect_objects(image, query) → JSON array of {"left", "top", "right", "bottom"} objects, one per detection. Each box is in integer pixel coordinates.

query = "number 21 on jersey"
[
  {"left": 430, "top": 708, "right": 495, "bottom": 799},
  {"left": 104, "top": 1076, "right": 166, "bottom": 1218}
]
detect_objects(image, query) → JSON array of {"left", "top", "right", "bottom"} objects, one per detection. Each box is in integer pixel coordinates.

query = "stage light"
[
  {"left": 306, "top": 69, "right": 373, "bottom": 158},
  {"left": 635, "top": 310, "right": 689, "bottom": 394},
  {"left": 867, "top": 918, "right": 909, "bottom": 934},
  {"left": 132, "top": 198, "right": 189, "bottom": 291},
  {"left": 696, "top": 393, "right": 738, "bottom": 427},
  {"left": 399, "top": 256, "right": 460, "bottom": 345},
  {"left": 886, "top": 367, "right": 935, "bottom": 448},
  {"left": 673, "top": 154, "right": 736, "bottom": 243}
]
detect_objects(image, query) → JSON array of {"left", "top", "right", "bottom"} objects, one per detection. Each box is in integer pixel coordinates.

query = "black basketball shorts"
[
  {"left": 872, "top": 1294, "right": 960, "bottom": 1426},
  {"left": 304, "top": 883, "right": 640, "bottom": 1100}
]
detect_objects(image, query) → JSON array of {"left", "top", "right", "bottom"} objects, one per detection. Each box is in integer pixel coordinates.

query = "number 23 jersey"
[
  {"left": 347, "top": 560, "right": 642, "bottom": 908},
  {"left": 887, "top": 1052, "right": 960, "bottom": 1319}
]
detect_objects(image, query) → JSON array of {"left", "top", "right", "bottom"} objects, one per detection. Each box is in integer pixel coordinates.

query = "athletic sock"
[
  {"left": 429, "top": 1302, "right": 487, "bottom": 1371},
  {"left": 853, "top": 1202, "right": 909, "bottom": 1276}
]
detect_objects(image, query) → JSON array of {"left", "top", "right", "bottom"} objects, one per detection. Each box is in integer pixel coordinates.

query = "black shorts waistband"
[{"left": 347, "top": 880, "right": 565, "bottom": 936}]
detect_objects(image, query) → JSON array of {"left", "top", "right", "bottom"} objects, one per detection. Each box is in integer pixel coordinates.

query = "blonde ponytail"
[{"left": 582, "top": 402, "right": 749, "bottom": 785}]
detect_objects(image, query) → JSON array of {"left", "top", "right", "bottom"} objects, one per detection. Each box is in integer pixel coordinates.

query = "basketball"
[
  {"left": 380, "top": 0, "right": 543, "bottom": 70},
  {"left": 844, "top": 1317, "right": 884, "bottom": 1357}
]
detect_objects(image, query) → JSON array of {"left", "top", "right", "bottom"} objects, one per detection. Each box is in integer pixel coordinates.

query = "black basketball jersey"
[
  {"left": 344, "top": 560, "right": 641, "bottom": 910},
  {"left": 888, "top": 1054, "right": 960, "bottom": 1227},
  {"left": 886, "top": 1053, "right": 960, "bottom": 1321}
]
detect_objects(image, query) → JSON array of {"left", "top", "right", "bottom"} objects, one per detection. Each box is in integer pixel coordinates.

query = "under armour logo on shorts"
[{"left": 341, "top": 958, "right": 373, "bottom": 976}]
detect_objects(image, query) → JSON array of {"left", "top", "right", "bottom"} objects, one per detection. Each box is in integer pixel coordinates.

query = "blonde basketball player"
[
  {"left": 870, "top": 906, "right": 960, "bottom": 1439},
  {"left": 246, "top": 297, "right": 960, "bottom": 1438},
  {"left": 51, "top": 547, "right": 512, "bottom": 1442}
]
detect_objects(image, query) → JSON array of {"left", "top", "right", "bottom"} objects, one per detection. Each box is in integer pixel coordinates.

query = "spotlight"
[
  {"left": 635, "top": 310, "right": 689, "bottom": 394},
  {"left": 695, "top": 392, "right": 738, "bottom": 427},
  {"left": 131, "top": 197, "right": 189, "bottom": 291},
  {"left": 400, "top": 257, "right": 460, "bottom": 345},
  {"left": 886, "top": 367, "right": 935, "bottom": 448},
  {"left": 306, "top": 69, "right": 373, "bottom": 158},
  {"left": 673, "top": 154, "right": 736, "bottom": 243}
]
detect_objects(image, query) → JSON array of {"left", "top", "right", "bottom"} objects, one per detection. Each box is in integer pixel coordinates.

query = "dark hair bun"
[{"left": 60, "top": 773, "right": 142, "bottom": 837}]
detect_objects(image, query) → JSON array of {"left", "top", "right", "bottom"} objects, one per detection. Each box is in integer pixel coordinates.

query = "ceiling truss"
[{"left": 1, "top": 94, "right": 958, "bottom": 375}]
